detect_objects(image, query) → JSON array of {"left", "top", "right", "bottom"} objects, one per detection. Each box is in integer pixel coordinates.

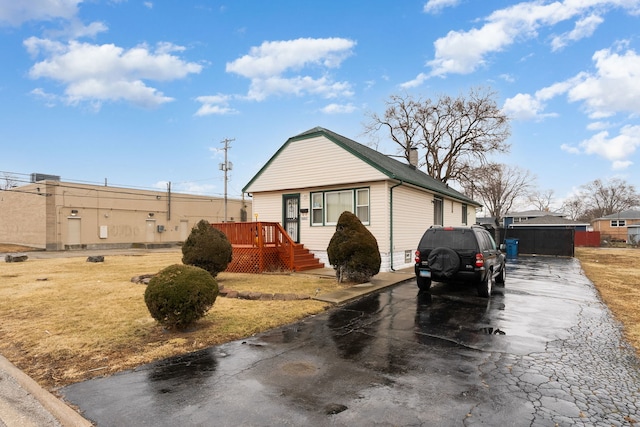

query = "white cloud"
[
  {"left": 564, "top": 125, "right": 640, "bottom": 169},
  {"left": 503, "top": 46, "right": 640, "bottom": 121},
  {"left": 579, "top": 125, "right": 640, "bottom": 168},
  {"left": 225, "top": 37, "right": 355, "bottom": 101},
  {"left": 560, "top": 144, "right": 581, "bottom": 155},
  {"left": 425, "top": 0, "right": 640, "bottom": 78},
  {"left": 568, "top": 47, "right": 640, "bottom": 118},
  {"left": 551, "top": 14, "right": 604, "bottom": 51},
  {"left": 400, "top": 72, "right": 428, "bottom": 89},
  {"left": 0, "top": 0, "right": 81, "bottom": 26},
  {"left": 586, "top": 121, "right": 612, "bottom": 131},
  {"left": 194, "top": 94, "right": 238, "bottom": 116},
  {"left": 423, "top": 0, "right": 460, "bottom": 14},
  {"left": 25, "top": 38, "right": 202, "bottom": 109},
  {"left": 502, "top": 93, "right": 544, "bottom": 120},
  {"left": 320, "top": 103, "right": 356, "bottom": 114}
]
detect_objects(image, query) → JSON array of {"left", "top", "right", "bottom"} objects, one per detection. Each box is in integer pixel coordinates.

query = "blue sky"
[{"left": 1, "top": 0, "right": 639, "bottom": 211}]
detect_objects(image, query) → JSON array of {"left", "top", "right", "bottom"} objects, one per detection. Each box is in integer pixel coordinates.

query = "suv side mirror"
[{"left": 499, "top": 243, "right": 506, "bottom": 252}]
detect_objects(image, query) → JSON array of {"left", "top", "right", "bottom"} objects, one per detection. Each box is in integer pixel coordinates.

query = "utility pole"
[{"left": 219, "top": 138, "right": 234, "bottom": 222}]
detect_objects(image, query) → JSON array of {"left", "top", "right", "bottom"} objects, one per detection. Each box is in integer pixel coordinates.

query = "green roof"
[{"left": 244, "top": 126, "right": 481, "bottom": 206}]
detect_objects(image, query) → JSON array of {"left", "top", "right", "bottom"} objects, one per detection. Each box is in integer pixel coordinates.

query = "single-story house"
[
  {"left": 502, "top": 210, "right": 565, "bottom": 228},
  {"left": 242, "top": 126, "right": 481, "bottom": 272},
  {"left": 508, "top": 215, "right": 589, "bottom": 231},
  {"left": 591, "top": 209, "right": 640, "bottom": 242},
  {"left": 0, "top": 178, "right": 249, "bottom": 250}
]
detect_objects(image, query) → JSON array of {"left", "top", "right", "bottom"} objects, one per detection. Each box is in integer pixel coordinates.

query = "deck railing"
[{"left": 212, "top": 222, "right": 296, "bottom": 272}]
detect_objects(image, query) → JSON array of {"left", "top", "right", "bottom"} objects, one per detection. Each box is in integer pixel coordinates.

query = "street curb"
[{"left": 0, "top": 354, "right": 92, "bottom": 427}]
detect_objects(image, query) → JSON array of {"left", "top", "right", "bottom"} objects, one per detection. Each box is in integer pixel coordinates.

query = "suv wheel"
[
  {"left": 495, "top": 265, "right": 506, "bottom": 286},
  {"left": 477, "top": 271, "right": 494, "bottom": 298},
  {"left": 417, "top": 277, "right": 431, "bottom": 292}
]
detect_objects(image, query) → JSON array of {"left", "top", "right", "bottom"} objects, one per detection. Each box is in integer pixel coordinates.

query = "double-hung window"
[
  {"left": 311, "top": 188, "right": 370, "bottom": 226},
  {"left": 611, "top": 220, "right": 626, "bottom": 227}
]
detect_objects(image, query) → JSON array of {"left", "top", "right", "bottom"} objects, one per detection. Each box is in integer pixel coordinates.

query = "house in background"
[
  {"left": 508, "top": 215, "right": 589, "bottom": 231},
  {"left": 242, "top": 127, "right": 481, "bottom": 272},
  {"left": 502, "top": 210, "right": 566, "bottom": 228},
  {"left": 0, "top": 178, "right": 249, "bottom": 250},
  {"left": 591, "top": 209, "right": 640, "bottom": 242}
]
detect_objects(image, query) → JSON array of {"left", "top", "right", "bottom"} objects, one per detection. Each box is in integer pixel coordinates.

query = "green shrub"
[
  {"left": 144, "top": 264, "right": 219, "bottom": 330},
  {"left": 327, "top": 211, "right": 381, "bottom": 283},
  {"left": 182, "top": 219, "right": 232, "bottom": 277}
]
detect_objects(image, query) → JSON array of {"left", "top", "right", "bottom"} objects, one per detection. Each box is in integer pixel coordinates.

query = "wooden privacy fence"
[
  {"left": 211, "top": 222, "right": 324, "bottom": 273},
  {"left": 575, "top": 231, "right": 600, "bottom": 247}
]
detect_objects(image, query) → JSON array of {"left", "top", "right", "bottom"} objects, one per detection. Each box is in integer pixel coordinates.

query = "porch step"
[{"left": 292, "top": 245, "right": 324, "bottom": 271}]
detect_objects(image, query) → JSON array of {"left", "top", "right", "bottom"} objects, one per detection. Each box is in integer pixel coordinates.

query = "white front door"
[
  {"left": 146, "top": 220, "right": 156, "bottom": 242},
  {"left": 67, "top": 217, "right": 81, "bottom": 245}
]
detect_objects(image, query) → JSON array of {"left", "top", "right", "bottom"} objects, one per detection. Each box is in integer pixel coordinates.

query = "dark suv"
[{"left": 414, "top": 225, "right": 506, "bottom": 297}]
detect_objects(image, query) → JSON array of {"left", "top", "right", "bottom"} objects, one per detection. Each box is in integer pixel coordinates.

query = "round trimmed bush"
[
  {"left": 144, "top": 264, "right": 219, "bottom": 330},
  {"left": 327, "top": 211, "right": 381, "bottom": 283},
  {"left": 182, "top": 219, "right": 232, "bottom": 277}
]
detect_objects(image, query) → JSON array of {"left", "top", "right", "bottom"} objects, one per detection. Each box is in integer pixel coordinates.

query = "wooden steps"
[{"left": 292, "top": 244, "right": 324, "bottom": 271}]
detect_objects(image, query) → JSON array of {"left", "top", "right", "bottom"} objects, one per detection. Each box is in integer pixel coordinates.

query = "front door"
[
  {"left": 145, "top": 219, "right": 156, "bottom": 243},
  {"left": 283, "top": 194, "right": 300, "bottom": 243}
]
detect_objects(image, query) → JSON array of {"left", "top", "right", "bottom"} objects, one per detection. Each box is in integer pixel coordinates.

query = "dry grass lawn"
[
  {"left": 574, "top": 247, "right": 640, "bottom": 353},
  {"left": 0, "top": 247, "right": 341, "bottom": 390},
  {"left": 1, "top": 245, "right": 639, "bottom": 392}
]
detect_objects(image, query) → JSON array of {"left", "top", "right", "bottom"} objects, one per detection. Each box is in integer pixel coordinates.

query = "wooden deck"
[{"left": 211, "top": 222, "right": 324, "bottom": 273}]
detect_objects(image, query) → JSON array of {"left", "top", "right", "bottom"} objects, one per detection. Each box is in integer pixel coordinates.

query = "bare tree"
[
  {"left": 528, "top": 189, "right": 555, "bottom": 212},
  {"left": 561, "top": 198, "right": 585, "bottom": 221},
  {"left": 563, "top": 178, "right": 640, "bottom": 221},
  {"left": 460, "top": 163, "right": 534, "bottom": 220},
  {"left": 364, "top": 87, "right": 511, "bottom": 184}
]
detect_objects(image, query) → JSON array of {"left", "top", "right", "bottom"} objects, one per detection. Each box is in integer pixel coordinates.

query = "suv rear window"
[{"left": 420, "top": 229, "right": 477, "bottom": 251}]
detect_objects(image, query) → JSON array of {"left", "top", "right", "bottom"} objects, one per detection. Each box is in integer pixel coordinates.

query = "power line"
[{"left": 0, "top": 171, "right": 245, "bottom": 201}]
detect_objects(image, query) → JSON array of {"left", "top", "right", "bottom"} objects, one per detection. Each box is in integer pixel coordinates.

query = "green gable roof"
[{"left": 243, "top": 126, "right": 480, "bottom": 206}]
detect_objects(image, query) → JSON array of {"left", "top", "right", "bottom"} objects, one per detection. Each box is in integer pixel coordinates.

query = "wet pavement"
[{"left": 60, "top": 256, "right": 640, "bottom": 426}]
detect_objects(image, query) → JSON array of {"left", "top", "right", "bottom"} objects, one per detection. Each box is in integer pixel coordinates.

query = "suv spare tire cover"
[{"left": 427, "top": 247, "right": 460, "bottom": 278}]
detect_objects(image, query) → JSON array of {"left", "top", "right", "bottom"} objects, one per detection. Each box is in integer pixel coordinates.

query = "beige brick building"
[{"left": 0, "top": 180, "right": 250, "bottom": 250}]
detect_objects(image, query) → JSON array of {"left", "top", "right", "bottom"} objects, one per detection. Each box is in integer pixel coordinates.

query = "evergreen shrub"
[
  {"left": 144, "top": 264, "right": 219, "bottom": 330},
  {"left": 327, "top": 211, "right": 381, "bottom": 283},
  {"left": 182, "top": 219, "right": 232, "bottom": 277}
]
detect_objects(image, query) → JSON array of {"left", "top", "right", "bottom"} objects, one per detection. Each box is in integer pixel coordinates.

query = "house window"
[
  {"left": 462, "top": 204, "right": 468, "bottom": 225},
  {"left": 311, "top": 193, "right": 323, "bottom": 225},
  {"left": 356, "top": 189, "right": 370, "bottom": 223},
  {"left": 611, "top": 220, "right": 626, "bottom": 227},
  {"left": 311, "top": 188, "right": 370, "bottom": 226},
  {"left": 433, "top": 197, "right": 443, "bottom": 226}
]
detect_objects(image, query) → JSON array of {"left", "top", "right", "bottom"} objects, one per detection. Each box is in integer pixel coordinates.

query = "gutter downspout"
[{"left": 389, "top": 180, "right": 404, "bottom": 271}]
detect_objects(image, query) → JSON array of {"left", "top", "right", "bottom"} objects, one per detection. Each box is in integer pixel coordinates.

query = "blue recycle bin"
[{"left": 505, "top": 238, "right": 519, "bottom": 258}]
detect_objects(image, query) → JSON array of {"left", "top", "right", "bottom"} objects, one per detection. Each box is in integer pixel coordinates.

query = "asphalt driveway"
[{"left": 60, "top": 256, "right": 640, "bottom": 426}]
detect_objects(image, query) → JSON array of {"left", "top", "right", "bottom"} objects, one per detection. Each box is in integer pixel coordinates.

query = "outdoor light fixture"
[
  {"left": 71, "top": 209, "right": 78, "bottom": 216},
  {"left": 148, "top": 212, "right": 154, "bottom": 217}
]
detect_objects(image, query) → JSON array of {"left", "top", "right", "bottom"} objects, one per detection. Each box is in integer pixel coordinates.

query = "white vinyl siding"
[{"left": 245, "top": 136, "right": 388, "bottom": 193}]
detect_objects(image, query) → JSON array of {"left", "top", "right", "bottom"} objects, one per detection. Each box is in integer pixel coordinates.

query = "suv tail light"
[
  {"left": 415, "top": 250, "right": 421, "bottom": 263},
  {"left": 475, "top": 253, "right": 484, "bottom": 268}
]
